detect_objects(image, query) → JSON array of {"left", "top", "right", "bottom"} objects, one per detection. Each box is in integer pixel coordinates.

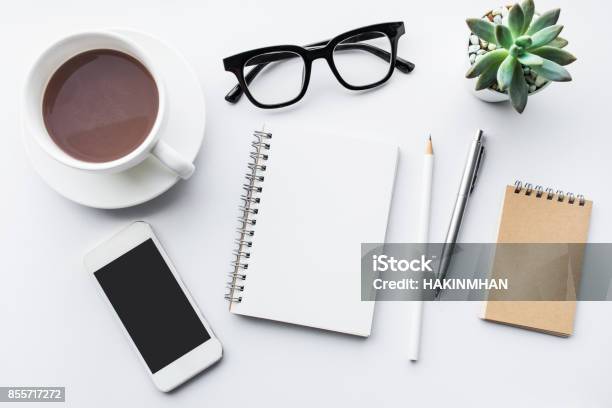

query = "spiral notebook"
[
  {"left": 483, "top": 182, "right": 593, "bottom": 336},
  {"left": 225, "top": 129, "right": 398, "bottom": 336}
]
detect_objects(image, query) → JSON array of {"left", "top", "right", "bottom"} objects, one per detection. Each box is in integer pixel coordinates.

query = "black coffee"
[{"left": 42, "top": 49, "right": 159, "bottom": 163}]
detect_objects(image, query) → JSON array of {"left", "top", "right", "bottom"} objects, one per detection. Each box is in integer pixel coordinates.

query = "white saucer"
[{"left": 23, "top": 29, "right": 206, "bottom": 209}]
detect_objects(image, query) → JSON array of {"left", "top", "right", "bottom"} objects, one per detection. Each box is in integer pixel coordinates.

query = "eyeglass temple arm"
[
  {"left": 225, "top": 53, "right": 302, "bottom": 103},
  {"left": 307, "top": 33, "right": 415, "bottom": 73},
  {"left": 225, "top": 36, "right": 415, "bottom": 103},
  {"left": 336, "top": 43, "right": 415, "bottom": 72},
  {"left": 225, "top": 63, "right": 269, "bottom": 103}
]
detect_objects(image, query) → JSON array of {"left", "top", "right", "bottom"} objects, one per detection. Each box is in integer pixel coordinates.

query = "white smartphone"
[{"left": 84, "top": 221, "right": 222, "bottom": 392}]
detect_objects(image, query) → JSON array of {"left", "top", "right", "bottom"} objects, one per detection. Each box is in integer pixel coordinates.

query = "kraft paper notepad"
[
  {"left": 483, "top": 183, "right": 593, "bottom": 337},
  {"left": 225, "top": 128, "right": 398, "bottom": 337}
]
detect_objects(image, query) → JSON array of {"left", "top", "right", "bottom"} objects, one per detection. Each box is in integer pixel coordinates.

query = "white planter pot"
[{"left": 467, "top": 77, "right": 510, "bottom": 102}]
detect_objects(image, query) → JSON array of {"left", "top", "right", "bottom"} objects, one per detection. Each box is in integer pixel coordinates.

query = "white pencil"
[{"left": 408, "top": 135, "right": 434, "bottom": 361}]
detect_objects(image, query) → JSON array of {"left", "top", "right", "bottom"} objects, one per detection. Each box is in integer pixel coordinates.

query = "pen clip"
[{"left": 469, "top": 144, "right": 485, "bottom": 195}]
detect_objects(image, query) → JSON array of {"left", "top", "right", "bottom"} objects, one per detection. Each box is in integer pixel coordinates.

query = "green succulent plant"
[{"left": 465, "top": 0, "right": 576, "bottom": 113}]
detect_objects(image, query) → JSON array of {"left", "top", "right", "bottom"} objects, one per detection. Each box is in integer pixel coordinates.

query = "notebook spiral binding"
[
  {"left": 513, "top": 180, "right": 585, "bottom": 206},
  {"left": 225, "top": 130, "right": 272, "bottom": 304}
]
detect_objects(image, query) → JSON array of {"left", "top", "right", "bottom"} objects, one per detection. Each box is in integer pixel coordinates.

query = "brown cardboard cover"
[{"left": 483, "top": 185, "right": 593, "bottom": 336}]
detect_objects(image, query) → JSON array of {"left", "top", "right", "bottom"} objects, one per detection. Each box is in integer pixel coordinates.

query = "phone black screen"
[{"left": 94, "top": 239, "right": 210, "bottom": 373}]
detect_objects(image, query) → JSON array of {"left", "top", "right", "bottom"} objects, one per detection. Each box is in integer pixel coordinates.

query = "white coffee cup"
[{"left": 23, "top": 31, "right": 195, "bottom": 179}]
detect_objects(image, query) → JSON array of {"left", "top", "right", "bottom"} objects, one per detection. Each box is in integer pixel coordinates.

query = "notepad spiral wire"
[
  {"left": 225, "top": 130, "right": 272, "bottom": 303},
  {"left": 513, "top": 180, "right": 585, "bottom": 206}
]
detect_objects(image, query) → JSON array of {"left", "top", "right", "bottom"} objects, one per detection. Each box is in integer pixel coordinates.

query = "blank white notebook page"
[{"left": 231, "top": 129, "right": 398, "bottom": 336}]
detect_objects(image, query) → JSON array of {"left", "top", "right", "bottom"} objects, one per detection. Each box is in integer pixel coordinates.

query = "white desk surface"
[{"left": 1, "top": 1, "right": 611, "bottom": 406}]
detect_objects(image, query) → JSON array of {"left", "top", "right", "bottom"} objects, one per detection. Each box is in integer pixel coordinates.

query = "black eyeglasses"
[{"left": 223, "top": 22, "right": 415, "bottom": 109}]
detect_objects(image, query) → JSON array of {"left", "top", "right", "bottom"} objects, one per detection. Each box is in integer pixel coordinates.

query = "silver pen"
[{"left": 435, "top": 129, "right": 485, "bottom": 297}]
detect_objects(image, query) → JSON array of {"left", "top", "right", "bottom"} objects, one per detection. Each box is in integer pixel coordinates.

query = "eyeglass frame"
[{"left": 222, "top": 22, "right": 415, "bottom": 109}]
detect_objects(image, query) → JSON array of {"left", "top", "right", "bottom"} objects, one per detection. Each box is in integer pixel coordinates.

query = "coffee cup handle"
[{"left": 151, "top": 141, "right": 195, "bottom": 179}]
